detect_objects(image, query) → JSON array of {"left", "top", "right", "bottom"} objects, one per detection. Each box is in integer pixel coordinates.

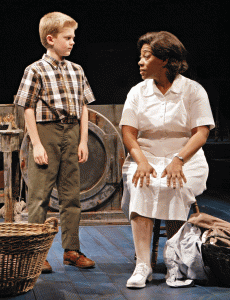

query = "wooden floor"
[{"left": 2, "top": 189, "right": 230, "bottom": 300}]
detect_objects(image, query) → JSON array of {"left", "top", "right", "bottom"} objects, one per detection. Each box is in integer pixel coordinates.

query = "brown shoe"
[
  {"left": 63, "top": 250, "right": 95, "bottom": 269},
  {"left": 42, "top": 260, "right": 52, "bottom": 273}
]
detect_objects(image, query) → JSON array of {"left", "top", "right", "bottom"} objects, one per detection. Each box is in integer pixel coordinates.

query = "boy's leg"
[
  {"left": 27, "top": 122, "right": 62, "bottom": 224},
  {"left": 57, "top": 122, "right": 95, "bottom": 268},
  {"left": 56, "top": 123, "right": 81, "bottom": 250}
]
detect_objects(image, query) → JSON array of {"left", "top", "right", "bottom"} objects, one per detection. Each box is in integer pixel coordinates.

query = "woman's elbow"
[
  {"left": 201, "top": 127, "right": 210, "bottom": 145},
  {"left": 192, "top": 126, "right": 210, "bottom": 145}
]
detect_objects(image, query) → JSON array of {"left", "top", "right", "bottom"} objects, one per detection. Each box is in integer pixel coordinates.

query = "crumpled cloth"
[
  {"left": 0, "top": 200, "right": 26, "bottom": 222},
  {"left": 163, "top": 222, "right": 208, "bottom": 287},
  {"left": 188, "top": 212, "right": 230, "bottom": 247}
]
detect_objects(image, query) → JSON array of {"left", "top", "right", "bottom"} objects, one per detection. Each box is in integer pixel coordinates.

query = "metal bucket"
[{"left": 20, "top": 107, "right": 125, "bottom": 211}]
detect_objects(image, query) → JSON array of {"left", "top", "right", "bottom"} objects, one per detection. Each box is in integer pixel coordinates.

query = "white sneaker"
[{"left": 126, "top": 263, "right": 153, "bottom": 288}]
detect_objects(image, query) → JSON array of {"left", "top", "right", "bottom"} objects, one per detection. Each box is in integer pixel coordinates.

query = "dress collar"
[
  {"left": 42, "top": 54, "right": 68, "bottom": 70},
  {"left": 169, "top": 74, "right": 184, "bottom": 94},
  {"left": 143, "top": 74, "right": 184, "bottom": 96}
]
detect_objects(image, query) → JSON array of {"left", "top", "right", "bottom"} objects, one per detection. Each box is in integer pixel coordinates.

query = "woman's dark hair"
[{"left": 137, "top": 31, "right": 188, "bottom": 82}]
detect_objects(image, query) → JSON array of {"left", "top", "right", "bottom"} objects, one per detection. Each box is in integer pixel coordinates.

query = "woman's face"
[{"left": 138, "top": 44, "right": 167, "bottom": 80}]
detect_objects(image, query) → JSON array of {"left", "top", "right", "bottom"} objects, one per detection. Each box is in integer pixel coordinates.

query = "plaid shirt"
[{"left": 14, "top": 54, "right": 95, "bottom": 122}]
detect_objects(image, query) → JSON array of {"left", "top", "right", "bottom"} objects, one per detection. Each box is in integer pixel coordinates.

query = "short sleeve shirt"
[
  {"left": 120, "top": 75, "right": 215, "bottom": 157},
  {"left": 14, "top": 54, "right": 95, "bottom": 122},
  {"left": 120, "top": 74, "right": 215, "bottom": 132}
]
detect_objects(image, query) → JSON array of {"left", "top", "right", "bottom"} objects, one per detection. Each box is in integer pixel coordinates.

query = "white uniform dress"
[{"left": 120, "top": 75, "right": 215, "bottom": 221}]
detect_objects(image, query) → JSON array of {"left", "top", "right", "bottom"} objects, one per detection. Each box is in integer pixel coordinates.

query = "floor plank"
[{"left": 1, "top": 189, "right": 230, "bottom": 299}]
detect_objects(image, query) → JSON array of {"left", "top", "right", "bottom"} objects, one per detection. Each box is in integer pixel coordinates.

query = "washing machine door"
[{"left": 20, "top": 108, "right": 125, "bottom": 211}]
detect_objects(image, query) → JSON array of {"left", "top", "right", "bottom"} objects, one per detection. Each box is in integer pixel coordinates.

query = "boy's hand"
[
  {"left": 78, "top": 141, "right": 88, "bottom": 163},
  {"left": 33, "top": 143, "right": 48, "bottom": 165}
]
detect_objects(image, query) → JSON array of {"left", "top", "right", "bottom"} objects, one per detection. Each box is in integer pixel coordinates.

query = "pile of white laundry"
[{"left": 163, "top": 212, "right": 230, "bottom": 287}]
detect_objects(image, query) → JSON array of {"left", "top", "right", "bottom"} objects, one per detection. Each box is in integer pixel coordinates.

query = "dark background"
[
  {"left": 1, "top": 0, "right": 230, "bottom": 193},
  {"left": 1, "top": 0, "right": 229, "bottom": 129}
]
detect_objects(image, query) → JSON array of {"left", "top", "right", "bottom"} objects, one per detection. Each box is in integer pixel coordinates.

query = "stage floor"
[{"left": 2, "top": 189, "right": 230, "bottom": 300}]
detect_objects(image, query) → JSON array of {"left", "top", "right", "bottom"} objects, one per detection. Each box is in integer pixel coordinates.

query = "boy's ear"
[
  {"left": 162, "top": 58, "right": 168, "bottom": 68},
  {"left": 46, "top": 35, "right": 54, "bottom": 46},
  {"left": 163, "top": 58, "right": 168, "bottom": 66}
]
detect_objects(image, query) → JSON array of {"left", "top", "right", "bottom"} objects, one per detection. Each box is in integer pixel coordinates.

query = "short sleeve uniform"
[{"left": 120, "top": 75, "right": 215, "bottom": 221}]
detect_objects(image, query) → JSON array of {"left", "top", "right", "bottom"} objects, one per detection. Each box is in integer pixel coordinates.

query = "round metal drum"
[
  {"left": 80, "top": 128, "right": 106, "bottom": 191},
  {"left": 20, "top": 108, "right": 125, "bottom": 211}
]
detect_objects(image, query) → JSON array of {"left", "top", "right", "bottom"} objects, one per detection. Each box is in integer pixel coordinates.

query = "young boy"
[{"left": 14, "top": 12, "right": 96, "bottom": 273}]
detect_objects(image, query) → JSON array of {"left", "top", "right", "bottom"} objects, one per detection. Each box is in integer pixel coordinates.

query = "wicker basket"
[
  {"left": 202, "top": 243, "right": 230, "bottom": 286},
  {"left": 0, "top": 217, "right": 58, "bottom": 297}
]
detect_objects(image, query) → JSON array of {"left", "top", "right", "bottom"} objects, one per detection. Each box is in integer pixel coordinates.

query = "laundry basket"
[
  {"left": 202, "top": 243, "right": 230, "bottom": 286},
  {"left": 0, "top": 217, "right": 58, "bottom": 297}
]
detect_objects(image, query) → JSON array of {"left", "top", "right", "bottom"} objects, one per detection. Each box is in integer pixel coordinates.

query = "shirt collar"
[
  {"left": 169, "top": 74, "right": 184, "bottom": 94},
  {"left": 42, "top": 54, "right": 68, "bottom": 70},
  {"left": 143, "top": 74, "right": 184, "bottom": 96}
]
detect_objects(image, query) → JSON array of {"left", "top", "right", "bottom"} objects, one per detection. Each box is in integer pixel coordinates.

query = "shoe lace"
[{"left": 133, "top": 263, "right": 148, "bottom": 276}]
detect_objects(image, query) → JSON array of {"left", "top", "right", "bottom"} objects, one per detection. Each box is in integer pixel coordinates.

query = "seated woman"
[{"left": 119, "top": 31, "right": 215, "bottom": 289}]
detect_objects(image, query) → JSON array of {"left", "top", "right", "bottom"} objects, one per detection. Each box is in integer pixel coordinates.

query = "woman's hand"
[
  {"left": 33, "top": 143, "right": 48, "bottom": 165},
  {"left": 132, "top": 161, "right": 157, "bottom": 187},
  {"left": 161, "top": 157, "right": 187, "bottom": 188},
  {"left": 78, "top": 141, "right": 88, "bottom": 163}
]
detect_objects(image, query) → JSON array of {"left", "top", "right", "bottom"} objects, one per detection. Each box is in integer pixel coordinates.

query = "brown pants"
[{"left": 28, "top": 122, "right": 81, "bottom": 250}]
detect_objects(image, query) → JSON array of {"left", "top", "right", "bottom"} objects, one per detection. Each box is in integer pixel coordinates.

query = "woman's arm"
[
  {"left": 177, "top": 125, "right": 210, "bottom": 162},
  {"left": 24, "top": 107, "right": 48, "bottom": 165},
  {"left": 161, "top": 125, "right": 210, "bottom": 188},
  {"left": 78, "top": 104, "right": 89, "bottom": 163},
  {"left": 122, "top": 125, "right": 157, "bottom": 187}
]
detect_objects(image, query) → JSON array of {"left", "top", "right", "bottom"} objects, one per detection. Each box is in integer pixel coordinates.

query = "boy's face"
[{"left": 47, "top": 27, "right": 75, "bottom": 61}]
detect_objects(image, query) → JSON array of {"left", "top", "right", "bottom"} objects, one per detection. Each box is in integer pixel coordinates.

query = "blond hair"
[{"left": 39, "top": 12, "right": 78, "bottom": 49}]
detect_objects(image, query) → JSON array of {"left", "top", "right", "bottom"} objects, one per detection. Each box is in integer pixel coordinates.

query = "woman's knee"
[{"left": 131, "top": 213, "right": 154, "bottom": 227}]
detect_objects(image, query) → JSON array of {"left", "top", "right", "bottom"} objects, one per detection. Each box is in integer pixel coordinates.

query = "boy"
[{"left": 14, "top": 12, "right": 96, "bottom": 273}]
